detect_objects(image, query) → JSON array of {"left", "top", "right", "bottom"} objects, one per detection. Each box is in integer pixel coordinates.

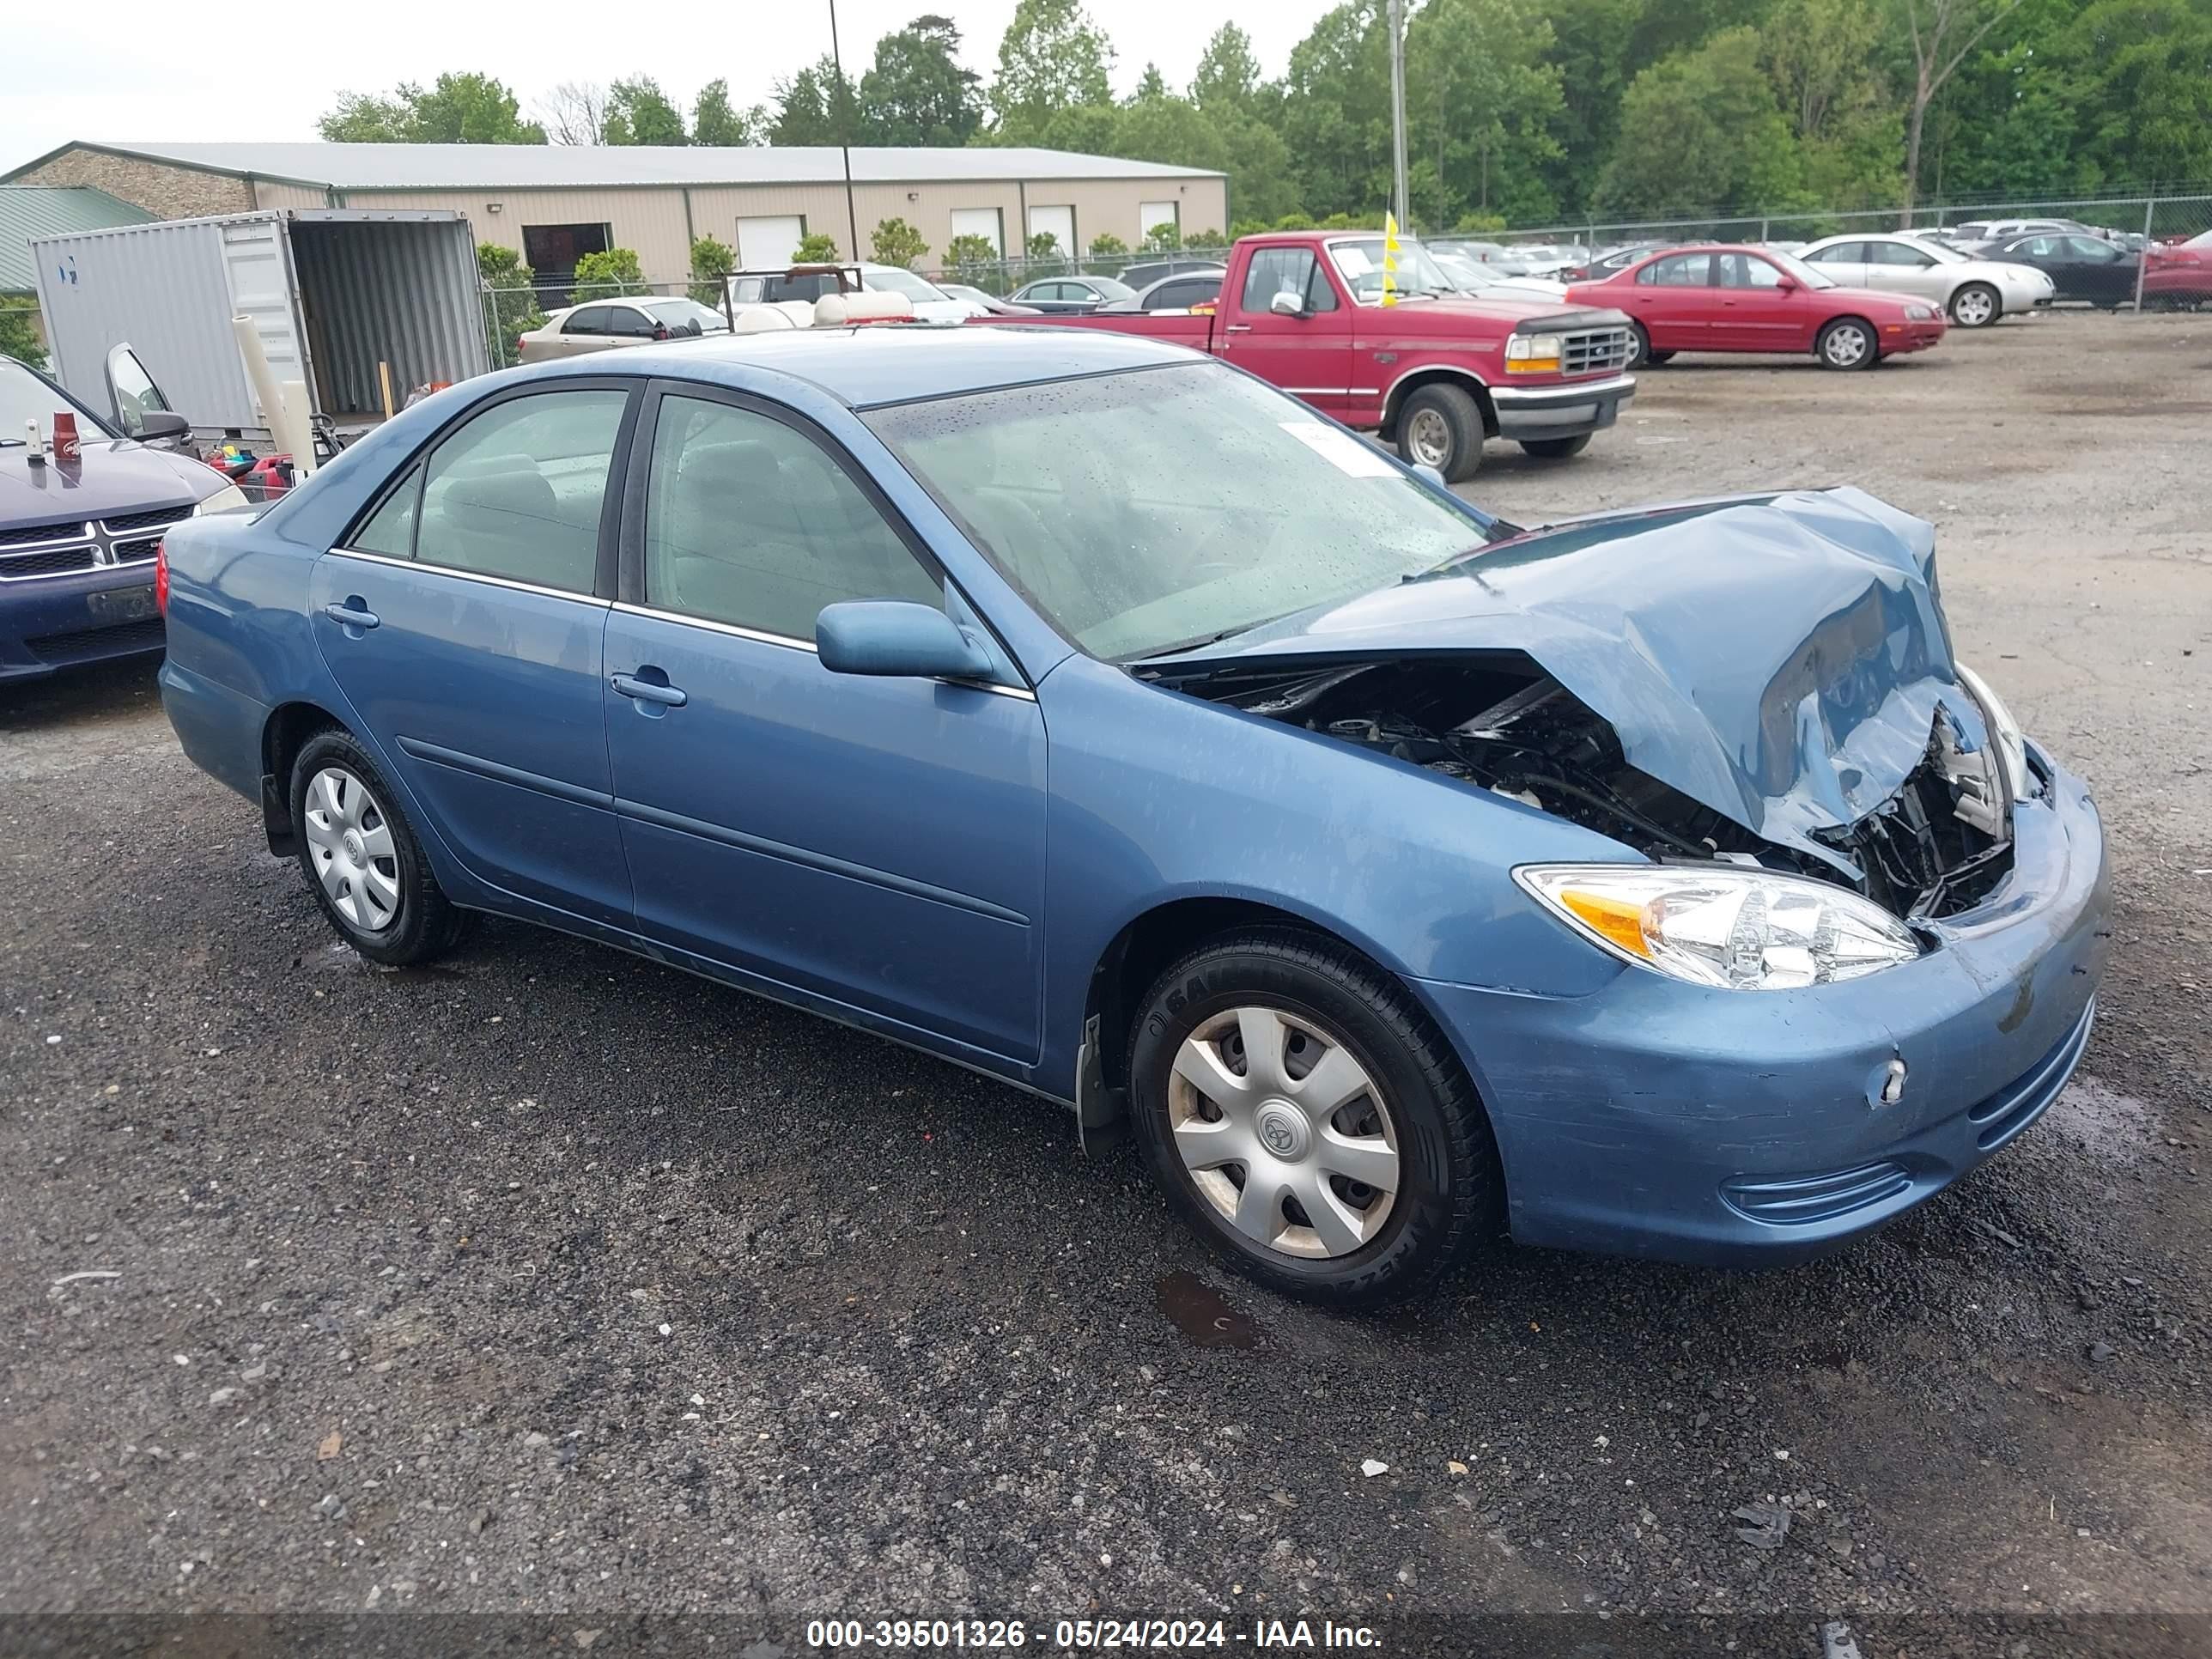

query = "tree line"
[{"left": 321, "top": 0, "right": 2212, "bottom": 231}]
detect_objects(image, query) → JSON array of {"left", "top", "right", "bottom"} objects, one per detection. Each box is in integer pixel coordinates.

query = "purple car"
[{"left": 2, "top": 349, "right": 242, "bottom": 684}]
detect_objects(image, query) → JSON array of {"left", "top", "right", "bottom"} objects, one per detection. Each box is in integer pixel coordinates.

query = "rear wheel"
[
  {"left": 1127, "top": 928, "right": 1501, "bottom": 1307},
  {"left": 1626, "top": 321, "right": 1656, "bottom": 368},
  {"left": 1395, "top": 384, "right": 1485, "bottom": 483},
  {"left": 1948, "top": 283, "right": 2001, "bottom": 327},
  {"left": 290, "top": 730, "right": 463, "bottom": 967},
  {"left": 1816, "top": 317, "right": 1879, "bottom": 370},
  {"left": 1646, "top": 349, "right": 1676, "bottom": 364},
  {"left": 1519, "top": 434, "right": 1590, "bottom": 460}
]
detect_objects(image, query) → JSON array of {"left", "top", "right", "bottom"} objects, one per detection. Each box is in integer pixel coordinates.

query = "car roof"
[{"left": 610, "top": 323, "right": 1203, "bottom": 408}]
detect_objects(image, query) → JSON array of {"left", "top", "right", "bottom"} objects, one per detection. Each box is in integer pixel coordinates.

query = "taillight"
[{"left": 155, "top": 539, "right": 169, "bottom": 615}]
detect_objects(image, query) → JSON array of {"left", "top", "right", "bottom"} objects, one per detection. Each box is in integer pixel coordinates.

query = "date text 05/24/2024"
[{"left": 805, "top": 1619, "right": 1383, "bottom": 1650}]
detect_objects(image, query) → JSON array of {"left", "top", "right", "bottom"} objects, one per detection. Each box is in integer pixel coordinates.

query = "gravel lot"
[{"left": 3, "top": 313, "right": 2208, "bottom": 1657}]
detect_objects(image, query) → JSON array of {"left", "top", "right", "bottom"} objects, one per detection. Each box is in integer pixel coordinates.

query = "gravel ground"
[{"left": 3, "top": 313, "right": 2208, "bottom": 1658}]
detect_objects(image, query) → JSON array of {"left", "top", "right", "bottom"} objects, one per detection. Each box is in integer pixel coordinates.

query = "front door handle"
[
  {"left": 611, "top": 671, "right": 687, "bottom": 708},
  {"left": 324, "top": 599, "right": 379, "bottom": 630},
  {"left": 1223, "top": 323, "right": 1255, "bottom": 333}
]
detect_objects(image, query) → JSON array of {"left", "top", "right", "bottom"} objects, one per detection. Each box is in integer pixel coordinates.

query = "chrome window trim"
[
  {"left": 610, "top": 600, "right": 1038, "bottom": 702},
  {"left": 327, "top": 545, "right": 611, "bottom": 607}
]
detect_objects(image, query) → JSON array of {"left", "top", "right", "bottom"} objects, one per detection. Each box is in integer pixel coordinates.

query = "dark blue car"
[
  {"left": 3, "top": 352, "right": 241, "bottom": 682},
  {"left": 155, "top": 326, "right": 2107, "bottom": 1305}
]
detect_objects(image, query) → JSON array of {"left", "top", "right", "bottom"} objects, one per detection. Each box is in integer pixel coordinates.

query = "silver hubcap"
[
  {"left": 1826, "top": 325, "right": 1870, "bottom": 366},
  {"left": 301, "top": 767, "right": 401, "bottom": 934},
  {"left": 1954, "top": 289, "right": 1994, "bottom": 325},
  {"left": 1406, "top": 409, "right": 1451, "bottom": 468},
  {"left": 1168, "top": 1006, "right": 1401, "bottom": 1260}
]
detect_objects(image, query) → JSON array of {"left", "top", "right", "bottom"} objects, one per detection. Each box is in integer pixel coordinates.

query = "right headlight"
[{"left": 1516, "top": 864, "right": 1922, "bottom": 990}]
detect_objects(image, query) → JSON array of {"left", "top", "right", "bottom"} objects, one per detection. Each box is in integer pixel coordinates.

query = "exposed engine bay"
[{"left": 1148, "top": 654, "right": 2018, "bottom": 921}]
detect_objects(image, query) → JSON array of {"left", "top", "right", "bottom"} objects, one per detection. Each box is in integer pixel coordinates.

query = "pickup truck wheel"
[
  {"left": 1127, "top": 927, "right": 1502, "bottom": 1308},
  {"left": 1396, "top": 385, "right": 1484, "bottom": 482},
  {"left": 290, "top": 731, "right": 464, "bottom": 967},
  {"left": 1816, "top": 317, "right": 1879, "bottom": 370},
  {"left": 1948, "top": 283, "right": 2001, "bottom": 327},
  {"left": 1519, "top": 434, "right": 1590, "bottom": 460}
]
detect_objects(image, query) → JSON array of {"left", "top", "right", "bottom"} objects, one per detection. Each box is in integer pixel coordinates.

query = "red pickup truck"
[{"left": 996, "top": 230, "right": 1637, "bottom": 481}]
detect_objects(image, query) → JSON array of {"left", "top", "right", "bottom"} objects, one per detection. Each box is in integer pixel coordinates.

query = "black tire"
[
  {"left": 1948, "top": 282, "right": 2002, "bottom": 327},
  {"left": 1646, "top": 349, "right": 1676, "bottom": 364},
  {"left": 1626, "top": 321, "right": 1655, "bottom": 368},
  {"left": 1519, "top": 434, "right": 1591, "bottom": 460},
  {"left": 1815, "top": 316, "right": 1880, "bottom": 371},
  {"left": 289, "top": 729, "right": 464, "bottom": 967},
  {"left": 1127, "top": 927, "right": 1502, "bottom": 1308},
  {"left": 1395, "top": 384, "right": 1485, "bottom": 483}
]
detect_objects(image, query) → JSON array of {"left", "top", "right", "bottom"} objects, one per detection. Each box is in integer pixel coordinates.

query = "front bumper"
[
  {"left": 1492, "top": 373, "right": 1636, "bottom": 439},
  {"left": 0, "top": 562, "right": 166, "bottom": 684},
  {"left": 1878, "top": 319, "right": 1948, "bottom": 354},
  {"left": 1415, "top": 744, "right": 2109, "bottom": 1266}
]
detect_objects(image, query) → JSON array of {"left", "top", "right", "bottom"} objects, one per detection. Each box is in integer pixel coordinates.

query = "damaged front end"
[{"left": 1137, "top": 488, "right": 2035, "bottom": 925}]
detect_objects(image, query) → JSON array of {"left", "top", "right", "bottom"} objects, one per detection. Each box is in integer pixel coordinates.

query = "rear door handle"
[
  {"left": 611, "top": 671, "right": 687, "bottom": 708},
  {"left": 323, "top": 599, "right": 379, "bottom": 630}
]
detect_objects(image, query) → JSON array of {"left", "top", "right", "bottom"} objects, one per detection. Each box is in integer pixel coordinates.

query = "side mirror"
[
  {"left": 137, "top": 410, "right": 191, "bottom": 443},
  {"left": 1772, "top": 277, "right": 1798, "bottom": 293},
  {"left": 817, "top": 600, "right": 995, "bottom": 681},
  {"left": 1270, "top": 289, "right": 1306, "bottom": 317}
]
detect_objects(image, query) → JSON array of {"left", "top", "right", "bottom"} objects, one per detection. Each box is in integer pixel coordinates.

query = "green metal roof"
[{"left": 1, "top": 185, "right": 156, "bottom": 292}]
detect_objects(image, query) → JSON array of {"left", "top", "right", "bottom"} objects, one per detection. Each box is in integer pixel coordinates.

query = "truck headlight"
[
  {"left": 1516, "top": 865, "right": 1922, "bottom": 989},
  {"left": 194, "top": 483, "right": 250, "bottom": 514},
  {"left": 1954, "top": 661, "right": 2033, "bottom": 801},
  {"left": 1504, "top": 333, "right": 1562, "bottom": 373}
]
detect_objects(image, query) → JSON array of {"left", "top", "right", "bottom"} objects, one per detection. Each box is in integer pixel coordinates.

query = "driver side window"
[{"left": 1241, "top": 247, "right": 1337, "bottom": 314}]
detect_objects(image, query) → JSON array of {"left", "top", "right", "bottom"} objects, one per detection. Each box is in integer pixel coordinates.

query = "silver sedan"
[{"left": 1797, "top": 234, "right": 2054, "bottom": 327}]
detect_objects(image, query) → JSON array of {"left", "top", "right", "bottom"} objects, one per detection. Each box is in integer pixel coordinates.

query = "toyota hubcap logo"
[{"left": 1255, "top": 1102, "right": 1310, "bottom": 1161}]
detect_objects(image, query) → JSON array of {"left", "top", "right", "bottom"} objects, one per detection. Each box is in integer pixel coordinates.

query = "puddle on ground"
[
  {"left": 2039, "top": 1078, "right": 2155, "bottom": 1167},
  {"left": 1155, "top": 1269, "right": 1261, "bottom": 1350}
]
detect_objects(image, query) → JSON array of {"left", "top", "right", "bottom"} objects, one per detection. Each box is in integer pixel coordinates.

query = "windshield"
[
  {"left": 1089, "top": 276, "right": 1135, "bottom": 299},
  {"left": 643, "top": 298, "right": 729, "bottom": 334},
  {"left": 2185, "top": 229, "right": 2212, "bottom": 250},
  {"left": 1916, "top": 240, "right": 1969, "bottom": 264},
  {"left": 863, "top": 362, "right": 1492, "bottom": 660},
  {"left": 1328, "top": 238, "right": 1456, "bottom": 302},
  {"left": 0, "top": 357, "right": 112, "bottom": 445},
  {"left": 868, "top": 267, "right": 952, "bottom": 303}
]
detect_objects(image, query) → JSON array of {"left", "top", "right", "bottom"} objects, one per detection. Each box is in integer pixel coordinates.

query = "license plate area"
[{"left": 88, "top": 584, "right": 158, "bottom": 624}]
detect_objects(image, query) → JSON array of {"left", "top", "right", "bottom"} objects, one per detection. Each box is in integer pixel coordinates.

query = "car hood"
[
  {"left": 0, "top": 439, "right": 219, "bottom": 525},
  {"left": 1148, "top": 487, "right": 1980, "bottom": 858}
]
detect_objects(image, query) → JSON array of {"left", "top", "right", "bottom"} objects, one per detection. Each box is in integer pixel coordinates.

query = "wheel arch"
[
  {"left": 259, "top": 701, "right": 346, "bottom": 854},
  {"left": 1816, "top": 312, "right": 1882, "bottom": 362},
  {"left": 1381, "top": 366, "right": 1498, "bottom": 439}
]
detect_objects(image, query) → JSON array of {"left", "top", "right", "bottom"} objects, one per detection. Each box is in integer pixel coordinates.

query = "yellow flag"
[{"left": 1382, "top": 210, "right": 1400, "bottom": 307}]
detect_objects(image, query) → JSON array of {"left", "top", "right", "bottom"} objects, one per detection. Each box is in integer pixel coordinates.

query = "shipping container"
[{"left": 30, "top": 210, "right": 489, "bottom": 439}]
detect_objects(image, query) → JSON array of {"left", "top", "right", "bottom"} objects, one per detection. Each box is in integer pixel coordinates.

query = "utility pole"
[
  {"left": 1387, "top": 0, "right": 1410, "bottom": 231},
  {"left": 828, "top": 0, "right": 860, "bottom": 263}
]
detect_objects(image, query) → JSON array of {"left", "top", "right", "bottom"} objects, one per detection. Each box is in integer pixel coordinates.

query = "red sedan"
[
  {"left": 1565, "top": 245, "right": 1948, "bottom": 370},
  {"left": 2142, "top": 231, "right": 2212, "bottom": 310}
]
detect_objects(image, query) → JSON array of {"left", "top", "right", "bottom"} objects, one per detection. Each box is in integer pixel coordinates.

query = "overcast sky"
[{"left": 5, "top": 0, "right": 1341, "bottom": 169}]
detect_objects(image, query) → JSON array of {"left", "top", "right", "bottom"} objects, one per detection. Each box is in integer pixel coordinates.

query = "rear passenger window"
[
  {"left": 562, "top": 307, "right": 612, "bottom": 336},
  {"left": 643, "top": 396, "right": 940, "bottom": 641},
  {"left": 414, "top": 390, "right": 627, "bottom": 593}
]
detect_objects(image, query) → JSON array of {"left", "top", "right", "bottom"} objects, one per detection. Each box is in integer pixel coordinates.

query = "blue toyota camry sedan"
[{"left": 157, "top": 325, "right": 2107, "bottom": 1306}]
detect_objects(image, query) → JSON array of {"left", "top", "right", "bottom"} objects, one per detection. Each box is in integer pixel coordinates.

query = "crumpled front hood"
[{"left": 1158, "top": 487, "right": 1984, "bottom": 857}]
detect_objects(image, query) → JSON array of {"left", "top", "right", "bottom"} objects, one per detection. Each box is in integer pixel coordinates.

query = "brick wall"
[{"left": 13, "top": 149, "right": 253, "bottom": 219}]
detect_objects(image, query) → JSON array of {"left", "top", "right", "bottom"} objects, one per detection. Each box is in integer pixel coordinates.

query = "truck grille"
[
  {"left": 0, "top": 519, "right": 91, "bottom": 549},
  {"left": 1, "top": 545, "right": 99, "bottom": 580},
  {"left": 102, "top": 504, "right": 194, "bottom": 536},
  {"left": 1563, "top": 326, "right": 1632, "bottom": 375}
]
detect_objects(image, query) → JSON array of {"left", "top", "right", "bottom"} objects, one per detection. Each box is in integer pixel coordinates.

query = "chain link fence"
[{"left": 1498, "top": 188, "right": 2212, "bottom": 311}]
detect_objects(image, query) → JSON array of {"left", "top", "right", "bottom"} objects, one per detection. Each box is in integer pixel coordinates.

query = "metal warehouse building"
[{"left": 3, "top": 141, "right": 1229, "bottom": 294}]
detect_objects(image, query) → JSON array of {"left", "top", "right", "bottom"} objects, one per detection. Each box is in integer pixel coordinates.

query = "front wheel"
[
  {"left": 1127, "top": 928, "right": 1502, "bottom": 1307},
  {"left": 1519, "top": 434, "right": 1591, "bottom": 460},
  {"left": 1816, "top": 317, "right": 1879, "bottom": 370},
  {"left": 1395, "top": 384, "right": 1485, "bottom": 483},
  {"left": 290, "top": 730, "right": 464, "bottom": 966},
  {"left": 1626, "top": 321, "right": 1655, "bottom": 368},
  {"left": 1948, "top": 283, "right": 2001, "bottom": 327}
]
